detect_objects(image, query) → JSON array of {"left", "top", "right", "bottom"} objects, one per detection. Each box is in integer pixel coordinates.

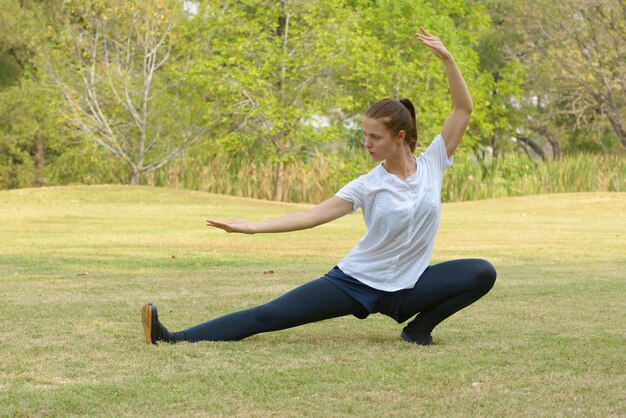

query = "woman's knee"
[{"left": 472, "top": 259, "right": 497, "bottom": 291}]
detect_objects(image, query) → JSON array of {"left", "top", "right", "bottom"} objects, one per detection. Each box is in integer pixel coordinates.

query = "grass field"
[{"left": 0, "top": 186, "right": 624, "bottom": 416}]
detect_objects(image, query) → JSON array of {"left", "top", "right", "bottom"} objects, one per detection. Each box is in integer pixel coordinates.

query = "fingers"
[
  {"left": 415, "top": 30, "right": 451, "bottom": 61},
  {"left": 418, "top": 38, "right": 441, "bottom": 49},
  {"left": 206, "top": 219, "right": 229, "bottom": 229},
  {"left": 206, "top": 218, "right": 251, "bottom": 234},
  {"left": 416, "top": 34, "right": 439, "bottom": 48},
  {"left": 416, "top": 26, "right": 439, "bottom": 43},
  {"left": 416, "top": 28, "right": 443, "bottom": 47}
]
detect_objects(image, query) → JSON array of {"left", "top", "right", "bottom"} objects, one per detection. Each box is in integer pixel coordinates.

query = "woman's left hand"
[{"left": 416, "top": 26, "right": 453, "bottom": 62}]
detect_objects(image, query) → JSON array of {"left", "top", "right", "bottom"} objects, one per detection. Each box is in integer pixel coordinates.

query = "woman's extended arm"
[
  {"left": 416, "top": 26, "right": 473, "bottom": 159},
  {"left": 206, "top": 196, "right": 355, "bottom": 234}
]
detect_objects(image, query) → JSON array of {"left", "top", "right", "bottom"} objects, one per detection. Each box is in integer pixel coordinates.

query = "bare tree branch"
[{"left": 49, "top": 2, "right": 212, "bottom": 184}]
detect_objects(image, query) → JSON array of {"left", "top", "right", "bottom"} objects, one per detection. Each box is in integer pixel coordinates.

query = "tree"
[
  {"left": 471, "top": 0, "right": 528, "bottom": 168},
  {"left": 0, "top": 79, "right": 67, "bottom": 188},
  {"left": 556, "top": 0, "right": 626, "bottom": 149},
  {"left": 502, "top": 0, "right": 626, "bottom": 154},
  {"left": 183, "top": 0, "right": 366, "bottom": 201},
  {"left": 49, "top": 0, "right": 213, "bottom": 185},
  {"left": 0, "top": 0, "right": 69, "bottom": 188},
  {"left": 342, "top": 0, "right": 491, "bottom": 157}
]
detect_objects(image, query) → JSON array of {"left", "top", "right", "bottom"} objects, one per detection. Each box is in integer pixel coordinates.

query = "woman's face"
[{"left": 362, "top": 117, "right": 405, "bottom": 162}]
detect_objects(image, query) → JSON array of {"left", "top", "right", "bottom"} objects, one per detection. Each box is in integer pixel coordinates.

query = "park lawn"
[{"left": 0, "top": 185, "right": 624, "bottom": 417}]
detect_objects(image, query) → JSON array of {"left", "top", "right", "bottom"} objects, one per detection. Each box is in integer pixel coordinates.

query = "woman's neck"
[{"left": 383, "top": 148, "right": 416, "bottom": 180}]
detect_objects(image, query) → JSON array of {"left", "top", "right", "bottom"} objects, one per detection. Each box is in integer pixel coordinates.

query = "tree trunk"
[
  {"left": 545, "top": 133, "right": 562, "bottom": 160},
  {"left": 532, "top": 125, "right": 561, "bottom": 159},
  {"left": 34, "top": 139, "right": 45, "bottom": 187},
  {"left": 491, "top": 132, "right": 498, "bottom": 170},
  {"left": 130, "top": 170, "right": 141, "bottom": 185},
  {"left": 604, "top": 104, "right": 626, "bottom": 148},
  {"left": 517, "top": 136, "right": 546, "bottom": 161},
  {"left": 273, "top": 160, "right": 284, "bottom": 202}
]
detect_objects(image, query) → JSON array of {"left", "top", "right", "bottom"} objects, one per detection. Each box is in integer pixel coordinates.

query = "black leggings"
[{"left": 182, "top": 259, "right": 496, "bottom": 342}]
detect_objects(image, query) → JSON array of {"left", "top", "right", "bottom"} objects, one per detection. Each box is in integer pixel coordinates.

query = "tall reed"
[
  {"left": 443, "top": 153, "right": 626, "bottom": 202},
  {"left": 146, "top": 152, "right": 626, "bottom": 204}
]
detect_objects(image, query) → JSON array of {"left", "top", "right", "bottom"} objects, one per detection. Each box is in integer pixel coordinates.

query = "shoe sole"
[{"left": 141, "top": 303, "right": 157, "bottom": 345}]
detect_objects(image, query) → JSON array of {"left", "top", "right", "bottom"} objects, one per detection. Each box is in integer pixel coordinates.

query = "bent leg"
[
  {"left": 182, "top": 278, "right": 362, "bottom": 342},
  {"left": 398, "top": 259, "right": 496, "bottom": 338}
]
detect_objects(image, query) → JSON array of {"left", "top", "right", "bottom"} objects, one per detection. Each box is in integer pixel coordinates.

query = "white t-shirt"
[{"left": 335, "top": 133, "right": 453, "bottom": 291}]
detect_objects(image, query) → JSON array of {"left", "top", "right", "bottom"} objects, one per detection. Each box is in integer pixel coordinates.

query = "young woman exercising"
[{"left": 141, "top": 27, "right": 496, "bottom": 346}]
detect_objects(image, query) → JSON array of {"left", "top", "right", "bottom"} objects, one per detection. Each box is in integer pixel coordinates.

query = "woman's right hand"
[{"left": 206, "top": 219, "right": 255, "bottom": 234}]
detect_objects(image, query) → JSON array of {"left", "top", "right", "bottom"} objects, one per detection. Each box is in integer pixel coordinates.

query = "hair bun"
[{"left": 399, "top": 98, "right": 416, "bottom": 119}]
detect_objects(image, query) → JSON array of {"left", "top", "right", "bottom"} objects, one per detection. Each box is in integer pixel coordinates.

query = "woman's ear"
[{"left": 397, "top": 130, "right": 406, "bottom": 143}]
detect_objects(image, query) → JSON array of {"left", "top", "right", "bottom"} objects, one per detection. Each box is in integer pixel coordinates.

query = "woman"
[{"left": 141, "top": 27, "right": 496, "bottom": 346}]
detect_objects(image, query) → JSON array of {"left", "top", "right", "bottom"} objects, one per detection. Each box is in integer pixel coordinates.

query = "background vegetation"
[{"left": 1, "top": 0, "right": 625, "bottom": 202}]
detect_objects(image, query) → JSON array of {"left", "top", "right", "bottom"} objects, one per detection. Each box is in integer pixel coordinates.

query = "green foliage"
[
  {"left": 0, "top": 0, "right": 38, "bottom": 87},
  {"left": 47, "top": 0, "right": 214, "bottom": 184},
  {"left": 0, "top": 0, "right": 625, "bottom": 200},
  {"left": 344, "top": 0, "right": 484, "bottom": 148},
  {"left": 0, "top": 80, "right": 65, "bottom": 188},
  {"left": 179, "top": 0, "right": 366, "bottom": 198},
  {"left": 491, "top": 0, "right": 626, "bottom": 154}
]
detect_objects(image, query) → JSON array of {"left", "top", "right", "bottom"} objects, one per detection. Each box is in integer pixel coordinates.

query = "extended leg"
[
  {"left": 179, "top": 278, "right": 362, "bottom": 342},
  {"left": 398, "top": 259, "right": 496, "bottom": 344}
]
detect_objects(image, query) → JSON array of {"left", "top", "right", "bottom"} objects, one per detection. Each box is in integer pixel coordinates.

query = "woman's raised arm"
[
  {"left": 416, "top": 26, "right": 473, "bottom": 159},
  {"left": 206, "top": 196, "right": 355, "bottom": 234}
]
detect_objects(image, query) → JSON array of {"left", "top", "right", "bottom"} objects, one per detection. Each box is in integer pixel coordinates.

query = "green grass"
[{"left": 1, "top": 186, "right": 625, "bottom": 416}]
